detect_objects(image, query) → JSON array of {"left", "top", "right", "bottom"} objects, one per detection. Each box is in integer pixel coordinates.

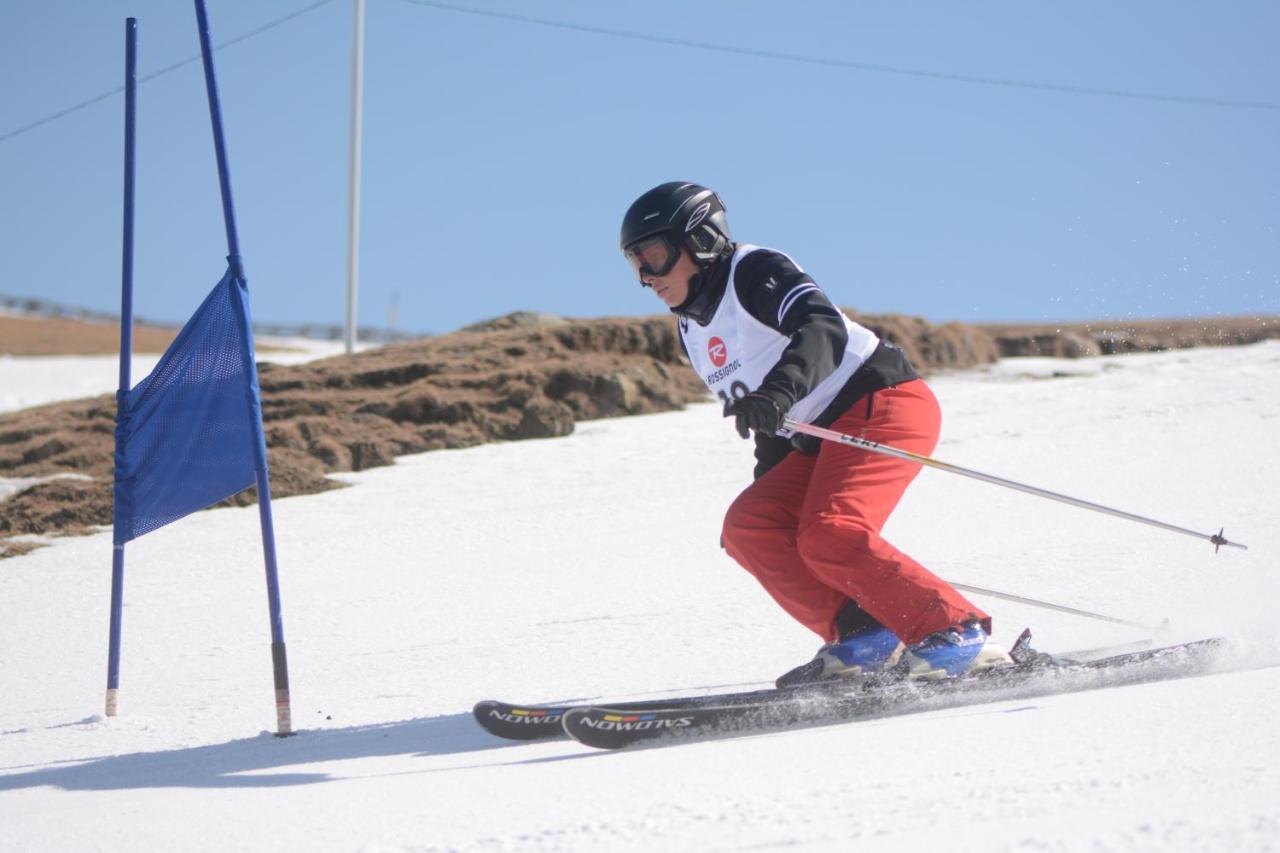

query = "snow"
[{"left": 2, "top": 342, "right": 1279, "bottom": 852}]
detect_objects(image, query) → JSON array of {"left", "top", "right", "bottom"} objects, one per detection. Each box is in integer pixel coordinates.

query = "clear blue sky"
[{"left": 2, "top": 1, "right": 1277, "bottom": 334}]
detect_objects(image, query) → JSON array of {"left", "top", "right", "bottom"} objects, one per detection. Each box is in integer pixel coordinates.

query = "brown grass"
[{"left": 1, "top": 310, "right": 1275, "bottom": 555}]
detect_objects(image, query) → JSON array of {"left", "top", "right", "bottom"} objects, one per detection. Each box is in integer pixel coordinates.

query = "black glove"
[
  {"left": 726, "top": 391, "right": 784, "bottom": 439},
  {"left": 790, "top": 432, "right": 822, "bottom": 455}
]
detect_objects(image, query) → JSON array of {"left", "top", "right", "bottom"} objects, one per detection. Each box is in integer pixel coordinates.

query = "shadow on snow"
[{"left": 0, "top": 710, "right": 526, "bottom": 792}]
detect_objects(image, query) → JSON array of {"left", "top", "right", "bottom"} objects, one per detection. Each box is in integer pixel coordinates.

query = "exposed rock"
[
  {"left": 2, "top": 311, "right": 1275, "bottom": 555},
  {"left": 0, "top": 478, "right": 112, "bottom": 537},
  {"left": 981, "top": 317, "right": 1278, "bottom": 358},
  {"left": 0, "top": 313, "right": 297, "bottom": 356},
  {"left": 459, "top": 311, "right": 567, "bottom": 333},
  {"left": 990, "top": 331, "right": 1101, "bottom": 359},
  {"left": 0, "top": 315, "right": 179, "bottom": 356},
  {"left": 0, "top": 315, "right": 708, "bottom": 549},
  {"left": 849, "top": 312, "right": 1002, "bottom": 372}
]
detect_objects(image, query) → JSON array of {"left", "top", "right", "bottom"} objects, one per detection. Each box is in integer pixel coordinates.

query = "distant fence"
[{"left": 0, "top": 293, "right": 420, "bottom": 343}]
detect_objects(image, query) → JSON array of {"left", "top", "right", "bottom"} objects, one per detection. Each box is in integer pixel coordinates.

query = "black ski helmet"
[{"left": 619, "top": 182, "right": 732, "bottom": 267}]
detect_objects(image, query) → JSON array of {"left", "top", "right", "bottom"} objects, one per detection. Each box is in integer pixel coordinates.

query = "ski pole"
[
  {"left": 945, "top": 581, "right": 1162, "bottom": 632},
  {"left": 782, "top": 417, "right": 1248, "bottom": 552}
]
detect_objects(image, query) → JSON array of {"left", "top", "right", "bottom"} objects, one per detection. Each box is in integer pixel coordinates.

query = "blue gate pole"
[
  {"left": 193, "top": 0, "right": 293, "bottom": 736},
  {"left": 106, "top": 16, "right": 138, "bottom": 719}
]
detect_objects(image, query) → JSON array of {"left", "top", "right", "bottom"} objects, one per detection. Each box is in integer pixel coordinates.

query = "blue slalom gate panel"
[{"left": 112, "top": 267, "right": 262, "bottom": 545}]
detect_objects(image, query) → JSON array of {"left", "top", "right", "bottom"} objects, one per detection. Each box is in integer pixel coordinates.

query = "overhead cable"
[
  {"left": 0, "top": 0, "right": 338, "bottom": 145},
  {"left": 402, "top": 0, "right": 1280, "bottom": 112}
]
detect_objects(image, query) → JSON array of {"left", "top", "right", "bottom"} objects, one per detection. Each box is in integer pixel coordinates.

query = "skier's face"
[{"left": 640, "top": 249, "right": 699, "bottom": 308}]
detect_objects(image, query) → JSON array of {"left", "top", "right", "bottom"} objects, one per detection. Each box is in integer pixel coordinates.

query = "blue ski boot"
[
  {"left": 776, "top": 625, "right": 905, "bottom": 688},
  {"left": 901, "top": 620, "right": 1010, "bottom": 679}
]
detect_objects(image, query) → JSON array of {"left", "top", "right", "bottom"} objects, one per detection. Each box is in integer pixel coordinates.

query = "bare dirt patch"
[
  {"left": 979, "top": 316, "right": 1278, "bottom": 358},
  {"left": 1, "top": 310, "right": 1274, "bottom": 555}
]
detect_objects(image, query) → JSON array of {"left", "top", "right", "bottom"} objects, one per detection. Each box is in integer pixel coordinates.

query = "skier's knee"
[
  {"left": 796, "top": 517, "right": 876, "bottom": 564},
  {"left": 721, "top": 493, "right": 780, "bottom": 553},
  {"left": 720, "top": 504, "right": 750, "bottom": 553}
]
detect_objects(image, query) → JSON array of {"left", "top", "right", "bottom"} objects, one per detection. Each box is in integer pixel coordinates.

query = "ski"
[
  {"left": 561, "top": 636, "right": 1224, "bottom": 750},
  {"left": 471, "top": 633, "right": 1162, "bottom": 742},
  {"left": 472, "top": 701, "right": 578, "bottom": 741},
  {"left": 473, "top": 680, "right": 858, "bottom": 742}
]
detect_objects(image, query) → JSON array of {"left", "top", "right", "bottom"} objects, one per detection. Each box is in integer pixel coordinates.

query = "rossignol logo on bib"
[
  {"left": 678, "top": 244, "right": 878, "bottom": 423},
  {"left": 704, "top": 336, "right": 740, "bottom": 384},
  {"left": 707, "top": 337, "right": 728, "bottom": 367},
  {"left": 704, "top": 358, "right": 741, "bottom": 386}
]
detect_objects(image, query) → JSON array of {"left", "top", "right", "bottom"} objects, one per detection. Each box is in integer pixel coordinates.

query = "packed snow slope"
[{"left": 2, "top": 342, "right": 1278, "bottom": 852}]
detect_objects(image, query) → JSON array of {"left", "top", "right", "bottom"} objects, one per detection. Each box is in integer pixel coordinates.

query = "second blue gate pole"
[{"left": 193, "top": 0, "right": 293, "bottom": 736}]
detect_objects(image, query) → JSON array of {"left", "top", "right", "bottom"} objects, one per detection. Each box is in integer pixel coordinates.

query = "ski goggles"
[{"left": 623, "top": 233, "right": 682, "bottom": 280}]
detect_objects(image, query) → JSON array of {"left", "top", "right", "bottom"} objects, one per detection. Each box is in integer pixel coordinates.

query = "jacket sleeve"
[
  {"left": 734, "top": 250, "right": 849, "bottom": 410},
  {"left": 752, "top": 432, "right": 794, "bottom": 479}
]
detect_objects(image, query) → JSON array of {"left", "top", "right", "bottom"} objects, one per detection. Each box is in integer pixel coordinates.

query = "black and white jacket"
[{"left": 674, "top": 244, "right": 918, "bottom": 477}]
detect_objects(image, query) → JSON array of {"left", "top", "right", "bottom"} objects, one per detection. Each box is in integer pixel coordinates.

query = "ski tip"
[
  {"left": 562, "top": 706, "right": 701, "bottom": 750},
  {"left": 472, "top": 700, "right": 573, "bottom": 741},
  {"left": 561, "top": 707, "right": 630, "bottom": 750}
]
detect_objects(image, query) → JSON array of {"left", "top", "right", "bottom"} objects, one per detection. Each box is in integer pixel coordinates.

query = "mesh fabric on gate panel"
[{"left": 113, "top": 268, "right": 261, "bottom": 544}]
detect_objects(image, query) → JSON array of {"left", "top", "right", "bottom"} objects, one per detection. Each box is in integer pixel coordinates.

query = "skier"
[{"left": 620, "top": 182, "right": 1011, "bottom": 685}]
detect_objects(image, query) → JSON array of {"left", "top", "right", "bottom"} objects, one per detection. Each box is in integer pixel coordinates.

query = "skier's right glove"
[
  {"left": 790, "top": 433, "right": 822, "bottom": 455},
  {"left": 726, "top": 392, "right": 784, "bottom": 439}
]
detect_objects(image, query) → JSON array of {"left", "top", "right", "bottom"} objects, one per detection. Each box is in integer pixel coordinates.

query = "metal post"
[
  {"left": 193, "top": 0, "right": 293, "bottom": 736},
  {"left": 782, "top": 416, "right": 1247, "bottom": 552},
  {"left": 344, "top": 0, "right": 365, "bottom": 355},
  {"left": 106, "top": 16, "right": 139, "bottom": 719}
]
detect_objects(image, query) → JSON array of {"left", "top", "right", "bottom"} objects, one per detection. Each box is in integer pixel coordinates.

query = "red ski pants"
[{"left": 721, "top": 379, "right": 988, "bottom": 645}]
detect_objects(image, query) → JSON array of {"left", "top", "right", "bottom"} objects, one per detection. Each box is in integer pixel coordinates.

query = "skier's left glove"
[{"left": 726, "top": 391, "right": 785, "bottom": 439}]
